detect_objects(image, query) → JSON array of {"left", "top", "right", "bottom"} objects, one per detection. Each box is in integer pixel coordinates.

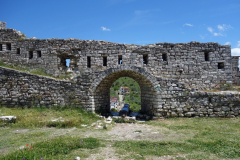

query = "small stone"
[
  {"left": 0, "top": 116, "right": 16, "bottom": 121},
  {"left": 74, "top": 157, "right": 80, "bottom": 160}
]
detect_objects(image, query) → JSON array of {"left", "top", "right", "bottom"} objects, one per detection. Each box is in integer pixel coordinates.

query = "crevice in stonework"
[
  {"left": 162, "top": 53, "right": 167, "bottom": 61},
  {"left": 205, "top": 51, "right": 209, "bottom": 61},
  {"left": 87, "top": 56, "right": 91, "bottom": 68},
  {"left": 103, "top": 56, "right": 107, "bottom": 66},
  {"left": 143, "top": 54, "right": 148, "bottom": 65},
  {"left": 118, "top": 55, "right": 122, "bottom": 64},
  {"left": 37, "top": 51, "right": 41, "bottom": 58},
  {"left": 218, "top": 62, "right": 224, "bottom": 69},
  {"left": 28, "top": 51, "right": 33, "bottom": 59},
  {"left": 17, "top": 48, "right": 20, "bottom": 54},
  {"left": 6, "top": 43, "right": 11, "bottom": 50}
]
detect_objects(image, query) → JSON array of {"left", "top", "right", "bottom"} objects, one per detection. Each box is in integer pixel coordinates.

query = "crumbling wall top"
[{"left": 0, "top": 21, "right": 6, "bottom": 29}]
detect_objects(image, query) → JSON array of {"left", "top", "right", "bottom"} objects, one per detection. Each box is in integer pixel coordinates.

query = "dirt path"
[{"left": 107, "top": 123, "right": 171, "bottom": 141}]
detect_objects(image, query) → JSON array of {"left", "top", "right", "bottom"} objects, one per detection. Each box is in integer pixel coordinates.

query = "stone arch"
[{"left": 89, "top": 65, "right": 160, "bottom": 115}]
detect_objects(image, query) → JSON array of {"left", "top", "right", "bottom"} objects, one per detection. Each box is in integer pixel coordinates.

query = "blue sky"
[{"left": 1, "top": 0, "right": 240, "bottom": 57}]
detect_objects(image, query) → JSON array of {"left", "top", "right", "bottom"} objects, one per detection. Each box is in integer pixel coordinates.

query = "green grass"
[
  {"left": 0, "top": 106, "right": 101, "bottom": 128},
  {"left": 1, "top": 107, "right": 240, "bottom": 159},
  {"left": 1, "top": 136, "right": 103, "bottom": 160},
  {"left": 114, "top": 138, "right": 240, "bottom": 159},
  {"left": 0, "top": 61, "right": 71, "bottom": 80},
  {"left": 0, "top": 61, "right": 52, "bottom": 77},
  {"left": 113, "top": 118, "right": 240, "bottom": 159}
]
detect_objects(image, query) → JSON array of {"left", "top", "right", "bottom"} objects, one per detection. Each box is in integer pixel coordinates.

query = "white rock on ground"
[
  {"left": 0, "top": 116, "right": 16, "bottom": 121},
  {"left": 104, "top": 117, "right": 112, "bottom": 123},
  {"left": 74, "top": 157, "right": 80, "bottom": 160}
]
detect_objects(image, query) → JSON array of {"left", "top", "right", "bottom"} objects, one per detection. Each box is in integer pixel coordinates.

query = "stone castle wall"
[
  {"left": 1, "top": 21, "right": 240, "bottom": 118},
  {"left": 232, "top": 56, "right": 240, "bottom": 85},
  {"left": 1, "top": 66, "right": 239, "bottom": 118},
  {"left": 0, "top": 21, "right": 238, "bottom": 90}
]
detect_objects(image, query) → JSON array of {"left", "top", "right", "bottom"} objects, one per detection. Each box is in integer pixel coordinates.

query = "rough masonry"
[{"left": 0, "top": 21, "right": 240, "bottom": 118}]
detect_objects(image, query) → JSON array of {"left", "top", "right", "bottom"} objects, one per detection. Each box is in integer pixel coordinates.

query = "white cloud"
[
  {"left": 200, "top": 35, "right": 204, "bottom": 39},
  {"left": 217, "top": 24, "right": 233, "bottom": 31},
  {"left": 231, "top": 48, "right": 240, "bottom": 56},
  {"left": 207, "top": 24, "right": 233, "bottom": 37},
  {"left": 225, "top": 42, "right": 231, "bottom": 45},
  {"left": 134, "top": 9, "right": 159, "bottom": 16},
  {"left": 237, "top": 41, "right": 240, "bottom": 47},
  {"left": 213, "top": 32, "right": 223, "bottom": 36},
  {"left": 207, "top": 27, "right": 213, "bottom": 33},
  {"left": 101, "top": 27, "right": 111, "bottom": 31},
  {"left": 217, "top": 25, "right": 224, "bottom": 31},
  {"left": 184, "top": 23, "right": 193, "bottom": 27}
]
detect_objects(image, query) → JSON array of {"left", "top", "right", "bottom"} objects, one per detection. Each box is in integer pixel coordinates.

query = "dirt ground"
[
  {"left": 84, "top": 123, "right": 187, "bottom": 160},
  {"left": 107, "top": 123, "right": 165, "bottom": 140}
]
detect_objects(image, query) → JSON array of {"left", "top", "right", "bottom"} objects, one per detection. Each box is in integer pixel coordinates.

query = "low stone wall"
[
  {"left": 155, "top": 90, "right": 240, "bottom": 118},
  {"left": 0, "top": 66, "right": 91, "bottom": 110}
]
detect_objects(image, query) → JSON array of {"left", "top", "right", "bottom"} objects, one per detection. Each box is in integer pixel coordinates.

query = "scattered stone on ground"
[
  {"left": 74, "top": 156, "right": 80, "bottom": 160},
  {"left": 12, "top": 129, "right": 29, "bottom": 133},
  {"left": 104, "top": 116, "right": 112, "bottom": 123},
  {"left": 0, "top": 116, "right": 16, "bottom": 121}
]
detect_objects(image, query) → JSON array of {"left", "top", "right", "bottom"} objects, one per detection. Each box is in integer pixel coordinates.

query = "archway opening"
[
  {"left": 92, "top": 69, "right": 158, "bottom": 119},
  {"left": 110, "top": 77, "right": 141, "bottom": 113}
]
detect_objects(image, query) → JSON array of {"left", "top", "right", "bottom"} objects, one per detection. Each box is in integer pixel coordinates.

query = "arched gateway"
[{"left": 88, "top": 65, "right": 161, "bottom": 115}]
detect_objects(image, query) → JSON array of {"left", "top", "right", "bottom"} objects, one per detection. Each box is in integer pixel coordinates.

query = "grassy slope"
[{"left": 0, "top": 61, "right": 71, "bottom": 80}]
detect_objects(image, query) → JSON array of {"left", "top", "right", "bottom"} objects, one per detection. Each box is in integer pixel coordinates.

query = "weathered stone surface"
[{"left": 0, "top": 21, "right": 6, "bottom": 29}]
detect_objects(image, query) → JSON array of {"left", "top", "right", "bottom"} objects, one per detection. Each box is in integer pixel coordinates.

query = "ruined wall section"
[
  {"left": 0, "top": 29, "right": 59, "bottom": 76},
  {"left": 153, "top": 77, "right": 240, "bottom": 118},
  {"left": 232, "top": 56, "right": 240, "bottom": 85},
  {"left": 0, "top": 27, "right": 233, "bottom": 89},
  {"left": 131, "top": 43, "right": 232, "bottom": 90},
  {"left": 0, "top": 66, "right": 93, "bottom": 110},
  {"left": 0, "top": 21, "right": 6, "bottom": 29}
]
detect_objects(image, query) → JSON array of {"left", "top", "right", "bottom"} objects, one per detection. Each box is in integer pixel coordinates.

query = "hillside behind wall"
[
  {"left": 0, "top": 66, "right": 239, "bottom": 118},
  {"left": 0, "top": 21, "right": 236, "bottom": 90}
]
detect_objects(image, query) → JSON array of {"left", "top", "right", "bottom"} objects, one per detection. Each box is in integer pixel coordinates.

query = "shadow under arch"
[{"left": 89, "top": 65, "right": 160, "bottom": 115}]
